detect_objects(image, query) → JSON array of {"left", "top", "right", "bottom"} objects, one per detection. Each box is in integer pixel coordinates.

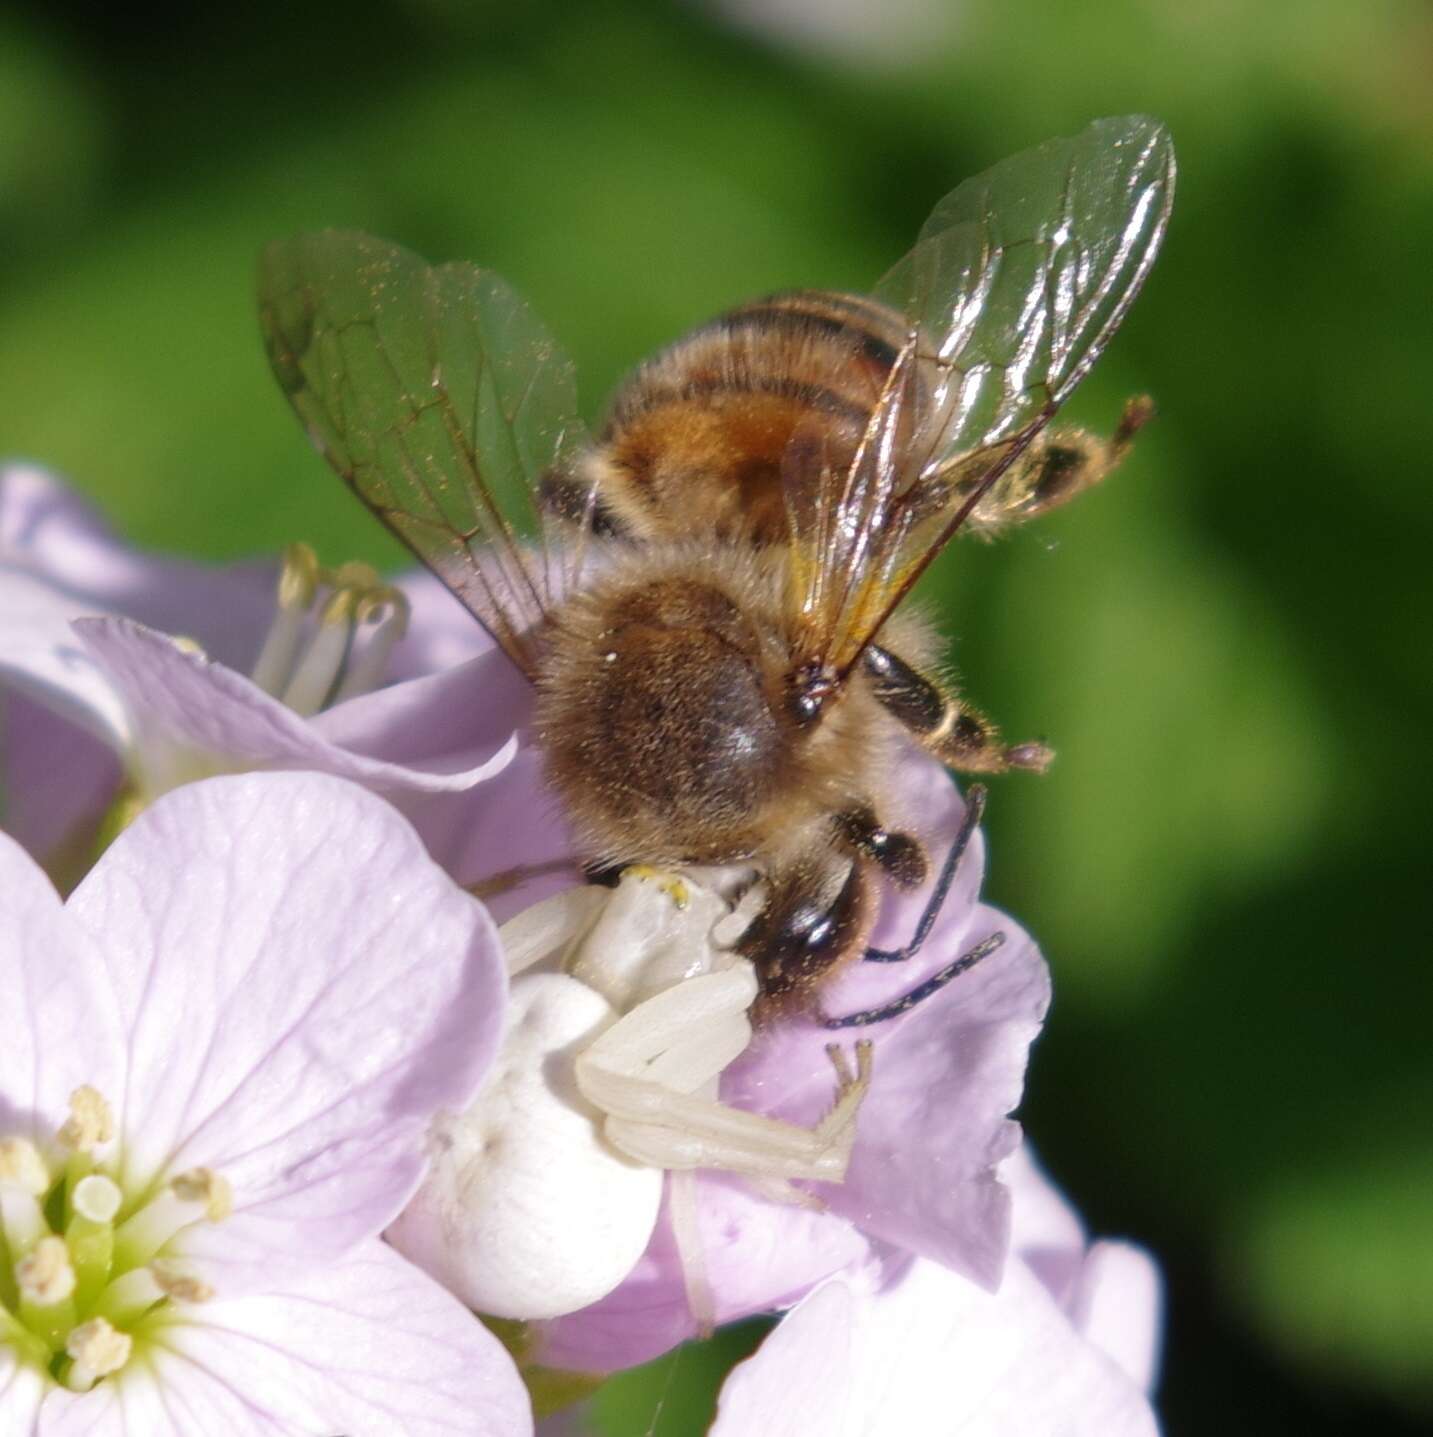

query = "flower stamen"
[
  {"left": 113, "top": 1167, "right": 231, "bottom": 1267},
  {"left": 150, "top": 1259, "right": 214, "bottom": 1304},
  {"left": 16, "top": 1236, "right": 77, "bottom": 1306},
  {"left": 0, "top": 1138, "right": 51, "bottom": 1257},
  {"left": 250, "top": 546, "right": 410, "bottom": 715},
  {"left": 57, "top": 1086, "right": 115, "bottom": 1153},
  {"left": 250, "top": 541, "right": 322, "bottom": 696},
  {"left": 63, "top": 1317, "right": 132, "bottom": 1392}
]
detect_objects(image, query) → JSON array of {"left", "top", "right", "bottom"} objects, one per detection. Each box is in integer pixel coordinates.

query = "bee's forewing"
[
  {"left": 786, "top": 116, "right": 1176, "bottom": 677},
  {"left": 258, "top": 230, "right": 593, "bottom": 677}
]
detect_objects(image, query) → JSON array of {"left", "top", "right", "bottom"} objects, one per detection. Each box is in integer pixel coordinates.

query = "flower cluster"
[{"left": 0, "top": 465, "right": 1164, "bottom": 1435}]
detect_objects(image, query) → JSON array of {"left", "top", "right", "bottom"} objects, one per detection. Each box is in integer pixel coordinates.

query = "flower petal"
[
  {"left": 309, "top": 644, "right": 530, "bottom": 774},
  {"left": 0, "top": 830, "right": 127, "bottom": 1148},
  {"left": 0, "top": 569, "right": 134, "bottom": 749},
  {"left": 0, "top": 463, "right": 276, "bottom": 671},
  {"left": 537, "top": 1176, "right": 871, "bottom": 1373},
  {"left": 708, "top": 1279, "right": 855, "bottom": 1437},
  {"left": 75, "top": 617, "right": 516, "bottom": 795},
  {"left": 36, "top": 1241, "right": 532, "bottom": 1436},
  {"left": 1070, "top": 1241, "right": 1163, "bottom": 1394},
  {"left": 0, "top": 690, "right": 121, "bottom": 870},
  {"left": 711, "top": 1257, "right": 1160, "bottom": 1437},
  {"left": 0, "top": 1333, "right": 49, "bottom": 1432},
  {"left": 408, "top": 747, "right": 580, "bottom": 922},
  {"left": 724, "top": 763, "right": 1050, "bottom": 1288},
  {"left": 1003, "top": 1144, "right": 1088, "bottom": 1310},
  {"left": 65, "top": 771, "right": 508, "bottom": 1291}
]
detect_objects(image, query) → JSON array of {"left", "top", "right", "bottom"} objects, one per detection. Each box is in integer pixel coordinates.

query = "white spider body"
[{"left": 388, "top": 872, "right": 871, "bottom": 1322}]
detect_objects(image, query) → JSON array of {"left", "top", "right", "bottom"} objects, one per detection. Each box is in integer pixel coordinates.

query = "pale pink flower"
[
  {"left": 0, "top": 465, "right": 564, "bottom": 905},
  {"left": 0, "top": 768, "right": 530, "bottom": 1434},
  {"left": 708, "top": 1148, "right": 1163, "bottom": 1437}
]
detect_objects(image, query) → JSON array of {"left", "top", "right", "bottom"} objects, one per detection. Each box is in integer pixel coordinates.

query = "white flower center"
[{"left": 0, "top": 1087, "right": 229, "bottom": 1392}]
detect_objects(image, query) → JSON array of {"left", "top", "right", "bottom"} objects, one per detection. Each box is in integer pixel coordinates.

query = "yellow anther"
[
  {"left": 325, "top": 559, "right": 382, "bottom": 592},
  {"left": 150, "top": 1259, "right": 214, "bottom": 1304},
  {"left": 355, "top": 584, "right": 411, "bottom": 635},
  {"left": 65, "top": 1318, "right": 132, "bottom": 1379},
  {"left": 319, "top": 585, "right": 363, "bottom": 627},
  {"left": 277, "top": 541, "right": 321, "bottom": 610},
  {"left": 624, "top": 865, "right": 691, "bottom": 910},
  {"left": 58, "top": 1086, "right": 115, "bottom": 1153},
  {"left": 171, "top": 1168, "right": 232, "bottom": 1222},
  {"left": 16, "top": 1235, "right": 77, "bottom": 1304},
  {"left": 169, "top": 635, "right": 206, "bottom": 657},
  {"left": 0, "top": 1137, "right": 50, "bottom": 1194}
]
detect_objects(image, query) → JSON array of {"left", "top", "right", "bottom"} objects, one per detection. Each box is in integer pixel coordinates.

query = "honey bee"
[{"left": 258, "top": 115, "right": 1174, "bottom": 1027}]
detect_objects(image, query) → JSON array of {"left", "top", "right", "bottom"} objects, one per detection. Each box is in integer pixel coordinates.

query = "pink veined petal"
[
  {"left": 0, "top": 831, "right": 127, "bottom": 1150},
  {"left": 386, "top": 569, "right": 500, "bottom": 679},
  {"left": 0, "top": 570, "right": 133, "bottom": 749},
  {"left": 407, "top": 747, "right": 581, "bottom": 923},
  {"left": 1003, "top": 1144, "right": 1088, "bottom": 1311},
  {"left": 709, "top": 1280, "right": 856, "bottom": 1437},
  {"left": 724, "top": 760, "right": 1050, "bottom": 1288},
  {"left": 712, "top": 1258, "right": 1161, "bottom": 1437},
  {"left": 309, "top": 645, "right": 530, "bottom": 773},
  {"left": 0, "top": 463, "right": 276, "bottom": 673},
  {"left": 75, "top": 617, "right": 516, "bottom": 795},
  {"left": 64, "top": 771, "right": 508, "bottom": 1292},
  {"left": 0, "top": 1340, "right": 48, "bottom": 1434},
  {"left": 1070, "top": 1241, "right": 1164, "bottom": 1395},
  {"left": 0, "top": 689, "right": 122, "bottom": 866},
  {"left": 35, "top": 1242, "right": 532, "bottom": 1437},
  {"left": 536, "top": 1174, "right": 872, "bottom": 1373}
]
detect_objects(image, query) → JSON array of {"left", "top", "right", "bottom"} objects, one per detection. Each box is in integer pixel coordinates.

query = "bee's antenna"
[
  {"left": 819, "top": 782, "right": 996, "bottom": 1029},
  {"left": 821, "top": 931, "right": 1005, "bottom": 1030}
]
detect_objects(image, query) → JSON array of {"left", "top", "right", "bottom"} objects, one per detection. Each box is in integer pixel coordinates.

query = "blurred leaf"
[{"left": 1238, "top": 1148, "right": 1433, "bottom": 1410}]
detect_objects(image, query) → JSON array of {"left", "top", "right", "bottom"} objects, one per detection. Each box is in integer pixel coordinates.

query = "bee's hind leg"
[
  {"left": 861, "top": 644, "right": 1053, "bottom": 775},
  {"left": 964, "top": 393, "right": 1155, "bottom": 538}
]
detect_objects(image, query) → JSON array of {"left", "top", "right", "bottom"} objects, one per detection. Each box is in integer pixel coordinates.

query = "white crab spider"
[{"left": 387, "top": 869, "right": 872, "bottom": 1322}]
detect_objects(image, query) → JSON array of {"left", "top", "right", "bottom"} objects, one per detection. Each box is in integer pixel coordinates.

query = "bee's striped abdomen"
[{"left": 574, "top": 290, "right": 912, "bottom": 544}]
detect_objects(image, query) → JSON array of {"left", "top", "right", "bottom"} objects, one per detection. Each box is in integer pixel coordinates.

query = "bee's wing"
[
  {"left": 783, "top": 116, "right": 1175, "bottom": 679},
  {"left": 258, "top": 231, "right": 594, "bottom": 678}
]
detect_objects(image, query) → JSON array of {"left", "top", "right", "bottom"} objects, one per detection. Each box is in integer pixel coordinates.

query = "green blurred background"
[{"left": 2, "top": 0, "right": 1430, "bottom": 1430}]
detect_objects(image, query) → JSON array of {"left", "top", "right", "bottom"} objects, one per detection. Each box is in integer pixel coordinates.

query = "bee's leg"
[
  {"left": 822, "top": 787, "right": 1002, "bottom": 1027},
  {"left": 863, "top": 784, "right": 986, "bottom": 964},
  {"left": 833, "top": 805, "right": 928, "bottom": 890},
  {"left": 964, "top": 394, "right": 1154, "bottom": 538},
  {"left": 740, "top": 858, "right": 876, "bottom": 1012},
  {"left": 862, "top": 645, "right": 1053, "bottom": 775}
]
